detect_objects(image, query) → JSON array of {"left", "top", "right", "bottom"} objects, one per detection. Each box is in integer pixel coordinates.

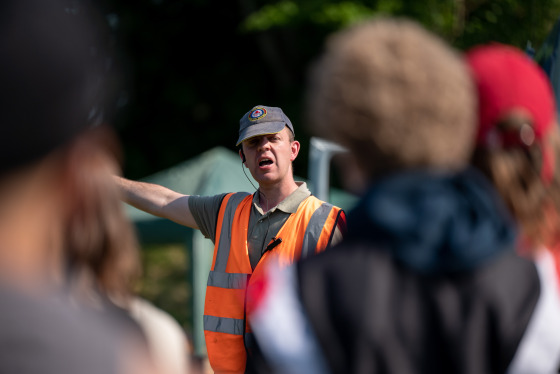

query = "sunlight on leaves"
[{"left": 242, "top": 0, "right": 299, "bottom": 31}]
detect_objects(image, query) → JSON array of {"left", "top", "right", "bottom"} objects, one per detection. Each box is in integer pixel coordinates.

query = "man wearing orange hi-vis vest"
[{"left": 114, "top": 105, "right": 347, "bottom": 373}]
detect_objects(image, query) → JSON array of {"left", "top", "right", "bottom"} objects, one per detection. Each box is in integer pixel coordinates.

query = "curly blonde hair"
[{"left": 306, "top": 17, "right": 476, "bottom": 178}]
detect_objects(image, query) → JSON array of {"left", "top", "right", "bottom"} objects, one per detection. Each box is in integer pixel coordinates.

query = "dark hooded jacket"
[{"left": 293, "top": 168, "right": 550, "bottom": 373}]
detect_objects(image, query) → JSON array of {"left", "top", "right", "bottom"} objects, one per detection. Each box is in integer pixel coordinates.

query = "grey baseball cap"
[{"left": 236, "top": 105, "right": 294, "bottom": 146}]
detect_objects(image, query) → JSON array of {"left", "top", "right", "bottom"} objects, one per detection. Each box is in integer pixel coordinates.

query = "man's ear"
[
  {"left": 239, "top": 148, "right": 246, "bottom": 163},
  {"left": 290, "top": 140, "right": 300, "bottom": 162}
]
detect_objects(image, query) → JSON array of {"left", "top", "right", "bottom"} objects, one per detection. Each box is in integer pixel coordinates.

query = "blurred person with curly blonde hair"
[{"left": 247, "top": 17, "right": 560, "bottom": 374}]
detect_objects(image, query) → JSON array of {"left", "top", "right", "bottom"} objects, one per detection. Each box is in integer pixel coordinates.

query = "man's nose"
[{"left": 257, "top": 137, "right": 271, "bottom": 150}]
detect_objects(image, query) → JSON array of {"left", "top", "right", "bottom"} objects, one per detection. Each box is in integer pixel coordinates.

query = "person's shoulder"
[
  {"left": 304, "top": 195, "right": 345, "bottom": 213},
  {"left": 128, "top": 297, "right": 186, "bottom": 340},
  {"left": 188, "top": 192, "right": 230, "bottom": 209},
  {"left": 193, "top": 191, "right": 251, "bottom": 201},
  {"left": 127, "top": 297, "right": 190, "bottom": 374},
  {"left": 0, "top": 286, "right": 125, "bottom": 374}
]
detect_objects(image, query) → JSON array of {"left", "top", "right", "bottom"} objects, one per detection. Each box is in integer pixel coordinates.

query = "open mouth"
[{"left": 259, "top": 158, "right": 273, "bottom": 166}]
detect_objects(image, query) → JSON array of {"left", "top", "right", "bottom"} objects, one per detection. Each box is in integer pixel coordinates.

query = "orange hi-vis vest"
[{"left": 203, "top": 192, "right": 345, "bottom": 373}]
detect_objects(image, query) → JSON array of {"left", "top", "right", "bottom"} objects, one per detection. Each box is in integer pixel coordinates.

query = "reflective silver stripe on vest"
[
  {"left": 301, "top": 202, "right": 334, "bottom": 258},
  {"left": 207, "top": 271, "right": 248, "bottom": 289},
  {"left": 207, "top": 192, "right": 251, "bottom": 289},
  {"left": 204, "top": 193, "right": 251, "bottom": 335},
  {"left": 213, "top": 192, "right": 251, "bottom": 272},
  {"left": 204, "top": 315, "right": 244, "bottom": 335}
]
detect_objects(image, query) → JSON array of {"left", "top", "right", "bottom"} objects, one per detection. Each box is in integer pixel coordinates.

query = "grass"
[{"left": 134, "top": 244, "right": 193, "bottom": 336}]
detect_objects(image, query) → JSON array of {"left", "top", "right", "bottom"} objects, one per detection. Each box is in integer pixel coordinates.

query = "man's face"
[{"left": 240, "top": 127, "right": 300, "bottom": 187}]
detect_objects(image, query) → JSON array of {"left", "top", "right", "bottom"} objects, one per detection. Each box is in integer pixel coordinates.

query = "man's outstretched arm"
[{"left": 114, "top": 176, "right": 199, "bottom": 229}]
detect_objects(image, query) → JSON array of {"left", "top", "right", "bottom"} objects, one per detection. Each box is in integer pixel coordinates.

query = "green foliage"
[
  {"left": 99, "top": 0, "right": 560, "bottom": 183},
  {"left": 239, "top": 0, "right": 560, "bottom": 50},
  {"left": 311, "top": 2, "right": 376, "bottom": 27},
  {"left": 242, "top": 1, "right": 300, "bottom": 31},
  {"left": 242, "top": 1, "right": 377, "bottom": 31},
  {"left": 135, "top": 244, "right": 192, "bottom": 334},
  {"left": 456, "top": 0, "right": 560, "bottom": 49}
]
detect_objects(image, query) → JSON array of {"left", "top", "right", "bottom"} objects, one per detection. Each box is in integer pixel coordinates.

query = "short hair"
[{"left": 305, "top": 17, "right": 476, "bottom": 178}]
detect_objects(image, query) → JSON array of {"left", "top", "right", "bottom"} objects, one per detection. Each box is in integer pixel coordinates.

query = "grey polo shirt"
[{"left": 189, "top": 182, "right": 342, "bottom": 270}]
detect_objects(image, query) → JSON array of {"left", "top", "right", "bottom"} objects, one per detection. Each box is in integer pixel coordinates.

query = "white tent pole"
[{"left": 308, "top": 137, "right": 348, "bottom": 201}]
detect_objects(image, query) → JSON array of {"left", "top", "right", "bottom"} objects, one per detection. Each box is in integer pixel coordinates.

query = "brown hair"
[
  {"left": 306, "top": 17, "right": 476, "bottom": 179},
  {"left": 63, "top": 126, "right": 141, "bottom": 302},
  {"left": 471, "top": 114, "right": 560, "bottom": 250}
]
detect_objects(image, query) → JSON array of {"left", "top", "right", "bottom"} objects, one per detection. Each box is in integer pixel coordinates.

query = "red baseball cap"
[{"left": 466, "top": 43, "right": 557, "bottom": 182}]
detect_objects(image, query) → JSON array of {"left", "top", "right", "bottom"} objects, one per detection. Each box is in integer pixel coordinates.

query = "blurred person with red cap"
[
  {"left": 467, "top": 43, "right": 560, "bottom": 373},
  {"left": 467, "top": 43, "right": 560, "bottom": 257},
  {"left": 245, "top": 17, "right": 560, "bottom": 374}
]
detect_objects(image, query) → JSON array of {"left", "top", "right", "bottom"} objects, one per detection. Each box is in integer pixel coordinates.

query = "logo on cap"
[{"left": 248, "top": 107, "right": 267, "bottom": 121}]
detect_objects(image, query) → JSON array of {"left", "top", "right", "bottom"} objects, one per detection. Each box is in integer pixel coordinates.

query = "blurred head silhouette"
[
  {"left": 0, "top": 0, "right": 139, "bottom": 297},
  {"left": 0, "top": 2, "right": 158, "bottom": 373},
  {"left": 0, "top": 0, "right": 119, "bottom": 172},
  {"left": 305, "top": 17, "right": 476, "bottom": 184}
]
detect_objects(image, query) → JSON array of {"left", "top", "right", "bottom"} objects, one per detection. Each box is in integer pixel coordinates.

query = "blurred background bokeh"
[{"left": 98, "top": 0, "right": 560, "bottom": 181}]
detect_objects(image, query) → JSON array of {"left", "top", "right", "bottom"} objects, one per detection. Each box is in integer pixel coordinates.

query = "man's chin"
[{"left": 253, "top": 175, "right": 278, "bottom": 187}]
